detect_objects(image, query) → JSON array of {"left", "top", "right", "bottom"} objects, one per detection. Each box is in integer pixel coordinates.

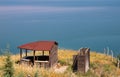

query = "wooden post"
[
  {"left": 111, "top": 50, "right": 113, "bottom": 61},
  {"left": 42, "top": 51, "right": 44, "bottom": 56},
  {"left": 25, "top": 49, "right": 27, "bottom": 57},
  {"left": 49, "top": 50, "right": 50, "bottom": 55},
  {"left": 56, "top": 46, "right": 58, "bottom": 63},
  {"left": 117, "top": 59, "right": 120, "bottom": 68},
  {"left": 49, "top": 51, "right": 51, "bottom": 67},
  {"left": 33, "top": 50, "right": 35, "bottom": 65},
  {"left": 84, "top": 55, "right": 86, "bottom": 73},
  {"left": 88, "top": 48, "right": 90, "bottom": 67},
  {"left": 20, "top": 48, "right": 22, "bottom": 60},
  {"left": 107, "top": 47, "right": 109, "bottom": 55}
]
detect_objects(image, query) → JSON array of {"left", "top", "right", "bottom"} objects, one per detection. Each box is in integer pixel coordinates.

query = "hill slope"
[{"left": 0, "top": 49, "right": 120, "bottom": 77}]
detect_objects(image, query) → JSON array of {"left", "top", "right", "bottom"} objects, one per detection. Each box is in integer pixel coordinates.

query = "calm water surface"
[{"left": 0, "top": 0, "right": 120, "bottom": 56}]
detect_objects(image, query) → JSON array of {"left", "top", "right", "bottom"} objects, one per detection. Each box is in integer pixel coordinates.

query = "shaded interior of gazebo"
[{"left": 18, "top": 41, "right": 58, "bottom": 68}]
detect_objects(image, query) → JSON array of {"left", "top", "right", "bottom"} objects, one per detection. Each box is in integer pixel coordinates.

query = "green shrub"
[
  {"left": 34, "top": 70, "right": 39, "bottom": 77},
  {"left": 103, "top": 64, "right": 111, "bottom": 72},
  {"left": 18, "top": 71, "right": 24, "bottom": 77},
  {"left": 3, "top": 50, "right": 14, "bottom": 77},
  {"left": 90, "top": 62, "right": 99, "bottom": 70},
  {"left": 2, "top": 44, "right": 14, "bottom": 77},
  {"left": 117, "top": 54, "right": 120, "bottom": 60},
  {"left": 58, "top": 60, "right": 67, "bottom": 65}
]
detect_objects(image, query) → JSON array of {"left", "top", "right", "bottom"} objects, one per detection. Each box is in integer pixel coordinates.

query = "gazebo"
[{"left": 18, "top": 41, "right": 58, "bottom": 68}]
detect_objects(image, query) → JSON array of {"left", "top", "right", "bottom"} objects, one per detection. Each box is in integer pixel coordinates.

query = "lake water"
[{"left": 0, "top": 0, "right": 120, "bottom": 56}]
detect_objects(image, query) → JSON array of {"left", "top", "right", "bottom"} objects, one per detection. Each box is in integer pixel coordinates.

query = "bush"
[
  {"left": 58, "top": 60, "right": 67, "bottom": 65},
  {"left": 34, "top": 70, "right": 39, "bottom": 77},
  {"left": 90, "top": 62, "right": 99, "bottom": 70},
  {"left": 3, "top": 45, "right": 14, "bottom": 77},
  {"left": 117, "top": 54, "right": 120, "bottom": 60},
  {"left": 18, "top": 71, "right": 24, "bottom": 77}
]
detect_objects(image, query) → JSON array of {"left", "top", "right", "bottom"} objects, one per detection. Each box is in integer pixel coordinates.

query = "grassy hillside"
[{"left": 0, "top": 49, "right": 120, "bottom": 77}]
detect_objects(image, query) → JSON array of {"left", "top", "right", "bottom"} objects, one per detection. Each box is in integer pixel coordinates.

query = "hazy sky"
[{"left": 0, "top": 0, "right": 119, "bottom": 17}]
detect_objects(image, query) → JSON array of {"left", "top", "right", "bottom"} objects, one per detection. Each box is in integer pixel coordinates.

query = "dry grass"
[{"left": 0, "top": 49, "right": 120, "bottom": 77}]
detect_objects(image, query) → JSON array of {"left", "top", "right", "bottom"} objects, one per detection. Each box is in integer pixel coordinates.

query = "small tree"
[
  {"left": 3, "top": 44, "right": 14, "bottom": 77},
  {"left": 34, "top": 70, "right": 39, "bottom": 77}
]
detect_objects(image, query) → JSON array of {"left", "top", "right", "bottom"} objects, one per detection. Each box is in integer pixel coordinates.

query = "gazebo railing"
[
  {"left": 20, "top": 56, "right": 49, "bottom": 67},
  {"left": 35, "top": 60, "right": 49, "bottom": 68}
]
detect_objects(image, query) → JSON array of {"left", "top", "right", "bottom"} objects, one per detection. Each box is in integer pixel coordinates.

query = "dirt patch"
[{"left": 53, "top": 64, "right": 68, "bottom": 73}]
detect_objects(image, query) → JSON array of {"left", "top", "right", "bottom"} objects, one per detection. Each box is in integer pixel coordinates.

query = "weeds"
[{"left": 0, "top": 49, "right": 120, "bottom": 77}]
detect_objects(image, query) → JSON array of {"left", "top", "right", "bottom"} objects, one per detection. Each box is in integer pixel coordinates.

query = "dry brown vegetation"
[{"left": 0, "top": 49, "right": 120, "bottom": 77}]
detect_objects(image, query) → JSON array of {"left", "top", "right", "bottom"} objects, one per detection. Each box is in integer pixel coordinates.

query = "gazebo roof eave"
[{"left": 18, "top": 47, "right": 51, "bottom": 51}]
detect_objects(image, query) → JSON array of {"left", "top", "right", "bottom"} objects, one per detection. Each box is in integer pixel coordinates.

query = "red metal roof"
[{"left": 18, "top": 41, "right": 58, "bottom": 51}]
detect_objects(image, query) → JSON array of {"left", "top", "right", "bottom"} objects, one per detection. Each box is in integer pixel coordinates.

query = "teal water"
[{"left": 0, "top": 0, "right": 120, "bottom": 56}]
